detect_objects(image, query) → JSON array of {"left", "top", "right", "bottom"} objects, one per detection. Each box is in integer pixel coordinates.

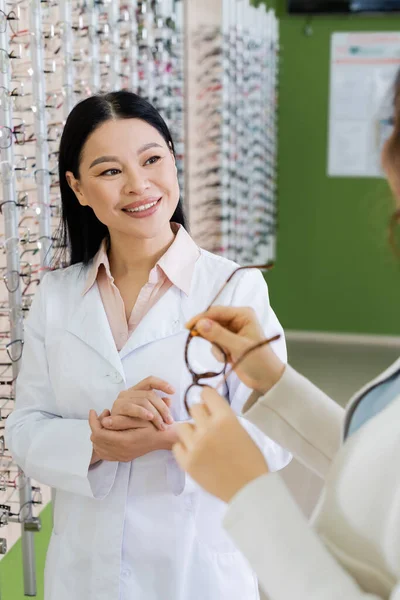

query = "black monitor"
[{"left": 288, "top": 0, "right": 400, "bottom": 13}]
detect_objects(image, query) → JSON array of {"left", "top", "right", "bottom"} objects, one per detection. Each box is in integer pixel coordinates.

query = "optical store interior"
[{"left": 0, "top": 0, "right": 400, "bottom": 599}]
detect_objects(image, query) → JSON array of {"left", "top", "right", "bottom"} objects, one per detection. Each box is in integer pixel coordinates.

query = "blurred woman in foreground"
[{"left": 173, "top": 72, "right": 400, "bottom": 600}]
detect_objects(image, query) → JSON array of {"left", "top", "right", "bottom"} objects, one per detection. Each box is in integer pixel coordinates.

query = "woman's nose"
[{"left": 124, "top": 169, "right": 149, "bottom": 195}]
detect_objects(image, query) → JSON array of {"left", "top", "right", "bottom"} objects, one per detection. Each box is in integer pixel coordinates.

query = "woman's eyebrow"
[
  {"left": 137, "top": 142, "right": 163, "bottom": 155},
  {"left": 89, "top": 144, "right": 163, "bottom": 169},
  {"left": 89, "top": 155, "right": 119, "bottom": 169}
]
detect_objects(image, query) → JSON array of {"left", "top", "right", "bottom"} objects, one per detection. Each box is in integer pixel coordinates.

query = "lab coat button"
[
  {"left": 122, "top": 568, "right": 132, "bottom": 578},
  {"left": 108, "top": 371, "right": 123, "bottom": 384}
]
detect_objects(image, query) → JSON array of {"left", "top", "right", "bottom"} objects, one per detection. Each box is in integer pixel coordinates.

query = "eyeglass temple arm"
[
  {"left": 216, "top": 334, "right": 281, "bottom": 392},
  {"left": 205, "top": 263, "right": 274, "bottom": 311}
]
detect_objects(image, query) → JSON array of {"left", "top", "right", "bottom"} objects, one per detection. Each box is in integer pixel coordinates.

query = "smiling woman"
[
  {"left": 5, "top": 91, "right": 290, "bottom": 600},
  {"left": 65, "top": 118, "right": 180, "bottom": 254},
  {"left": 57, "top": 91, "right": 186, "bottom": 265}
]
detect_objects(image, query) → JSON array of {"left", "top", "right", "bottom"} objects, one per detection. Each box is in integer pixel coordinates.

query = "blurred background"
[{"left": 1, "top": 0, "right": 400, "bottom": 597}]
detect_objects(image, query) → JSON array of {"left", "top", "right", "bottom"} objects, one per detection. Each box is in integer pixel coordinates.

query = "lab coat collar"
[
  {"left": 118, "top": 285, "right": 187, "bottom": 360},
  {"left": 66, "top": 276, "right": 188, "bottom": 374},
  {"left": 66, "top": 282, "right": 124, "bottom": 376}
]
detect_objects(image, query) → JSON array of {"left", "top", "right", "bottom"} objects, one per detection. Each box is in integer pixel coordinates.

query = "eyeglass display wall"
[
  {"left": 0, "top": 0, "right": 184, "bottom": 595},
  {"left": 186, "top": 0, "right": 279, "bottom": 266}
]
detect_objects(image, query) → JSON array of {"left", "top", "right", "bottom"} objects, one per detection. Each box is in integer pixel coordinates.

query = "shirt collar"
[
  {"left": 82, "top": 238, "right": 111, "bottom": 296},
  {"left": 82, "top": 224, "right": 200, "bottom": 297},
  {"left": 157, "top": 223, "right": 200, "bottom": 295}
]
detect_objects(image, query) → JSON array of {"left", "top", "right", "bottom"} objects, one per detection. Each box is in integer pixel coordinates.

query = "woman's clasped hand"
[{"left": 89, "top": 376, "right": 178, "bottom": 464}]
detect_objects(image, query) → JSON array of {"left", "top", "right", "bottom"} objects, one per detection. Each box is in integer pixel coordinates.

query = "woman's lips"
[{"left": 122, "top": 197, "right": 162, "bottom": 219}]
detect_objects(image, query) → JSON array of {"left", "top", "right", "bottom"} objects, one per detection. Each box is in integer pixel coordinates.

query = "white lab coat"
[
  {"left": 224, "top": 362, "right": 400, "bottom": 600},
  {"left": 6, "top": 248, "right": 290, "bottom": 600}
]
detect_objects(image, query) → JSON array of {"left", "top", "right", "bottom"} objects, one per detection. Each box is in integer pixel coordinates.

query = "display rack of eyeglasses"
[
  {"left": 0, "top": 0, "right": 186, "bottom": 595},
  {"left": 186, "top": 0, "right": 279, "bottom": 266},
  {"left": 62, "top": 0, "right": 186, "bottom": 190},
  {"left": 0, "top": 1, "right": 45, "bottom": 595}
]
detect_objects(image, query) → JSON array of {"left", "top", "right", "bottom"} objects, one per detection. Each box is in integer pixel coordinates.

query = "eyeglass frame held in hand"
[{"left": 183, "top": 263, "right": 280, "bottom": 414}]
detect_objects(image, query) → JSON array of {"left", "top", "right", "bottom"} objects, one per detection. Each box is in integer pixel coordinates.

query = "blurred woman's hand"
[
  {"left": 186, "top": 306, "right": 285, "bottom": 394},
  {"left": 173, "top": 386, "right": 269, "bottom": 503}
]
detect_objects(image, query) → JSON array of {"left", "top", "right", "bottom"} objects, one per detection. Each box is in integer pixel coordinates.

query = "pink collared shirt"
[{"left": 83, "top": 224, "right": 200, "bottom": 351}]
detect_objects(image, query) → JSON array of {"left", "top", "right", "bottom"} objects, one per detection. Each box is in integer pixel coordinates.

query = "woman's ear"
[{"left": 65, "top": 171, "right": 88, "bottom": 206}]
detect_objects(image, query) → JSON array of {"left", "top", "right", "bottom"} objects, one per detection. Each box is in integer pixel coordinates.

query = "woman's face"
[{"left": 66, "top": 118, "right": 180, "bottom": 240}]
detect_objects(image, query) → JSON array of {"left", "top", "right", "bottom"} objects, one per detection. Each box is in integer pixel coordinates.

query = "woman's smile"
[{"left": 121, "top": 196, "right": 163, "bottom": 219}]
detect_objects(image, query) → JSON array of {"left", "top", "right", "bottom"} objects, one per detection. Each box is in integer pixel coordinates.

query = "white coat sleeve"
[
  {"left": 226, "top": 269, "right": 292, "bottom": 472},
  {"left": 223, "top": 473, "right": 395, "bottom": 600},
  {"left": 5, "top": 275, "right": 117, "bottom": 499},
  {"left": 242, "top": 365, "right": 344, "bottom": 478}
]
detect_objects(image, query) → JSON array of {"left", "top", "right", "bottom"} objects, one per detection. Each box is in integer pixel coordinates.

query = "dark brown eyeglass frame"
[{"left": 183, "top": 263, "right": 280, "bottom": 414}]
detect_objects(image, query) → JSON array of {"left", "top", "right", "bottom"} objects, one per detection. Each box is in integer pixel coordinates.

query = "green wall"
[{"left": 268, "top": 5, "right": 400, "bottom": 336}]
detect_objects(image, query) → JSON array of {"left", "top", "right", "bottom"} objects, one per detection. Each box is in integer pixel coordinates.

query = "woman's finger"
[
  {"left": 129, "top": 391, "right": 173, "bottom": 426},
  {"left": 185, "top": 306, "right": 248, "bottom": 332},
  {"left": 142, "top": 400, "right": 167, "bottom": 430},
  {"left": 116, "top": 398, "right": 165, "bottom": 430},
  {"left": 201, "top": 386, "right": 233, "bottom": 416},
  {"left": 91, "top": 426, "right": 122, "bottom": 446},
  {"left": 211, "top": 344, "right": 227, "bottom": 363},
  {"left": 98, "top": 409, "right": 111, "bottom": 420},
  {"left": 131, "top": 377, "right": 175, "bottom": 395},
  {"left": 172, "top": 441, "right": 187, "bottom": 468},
  {"left": 148, "top": 392, "right": 174, "bottom": 425},
  {"left": 194, "top": 318, "right": 247, "bottom": 358},
  {"left": 190, "top": 402, "right": 211, "bottom": 428},
  {"left": 121, "top": 403, "right": 154, "bottom": 421},
  {"left": 88, "top": 409, "right": 102, "bottom": 434},
  {"left": 102, "top": 415, "right": 153, "bottom": 431},
  {"left": 162, "top": 396, "right": 173, "bottom": 408},
  {"left": 175, "top": 422, "right": 196, "bottom": 450}
]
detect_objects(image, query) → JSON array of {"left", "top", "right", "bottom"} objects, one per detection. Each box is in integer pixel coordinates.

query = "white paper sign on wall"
[{"left": 328, "top": 32, "right": 400, "bottom": 178}]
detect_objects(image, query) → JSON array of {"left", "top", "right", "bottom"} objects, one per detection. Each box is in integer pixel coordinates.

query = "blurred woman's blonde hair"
[{"left": 382, "top": 69, "right": 400, "bottom": 254}]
